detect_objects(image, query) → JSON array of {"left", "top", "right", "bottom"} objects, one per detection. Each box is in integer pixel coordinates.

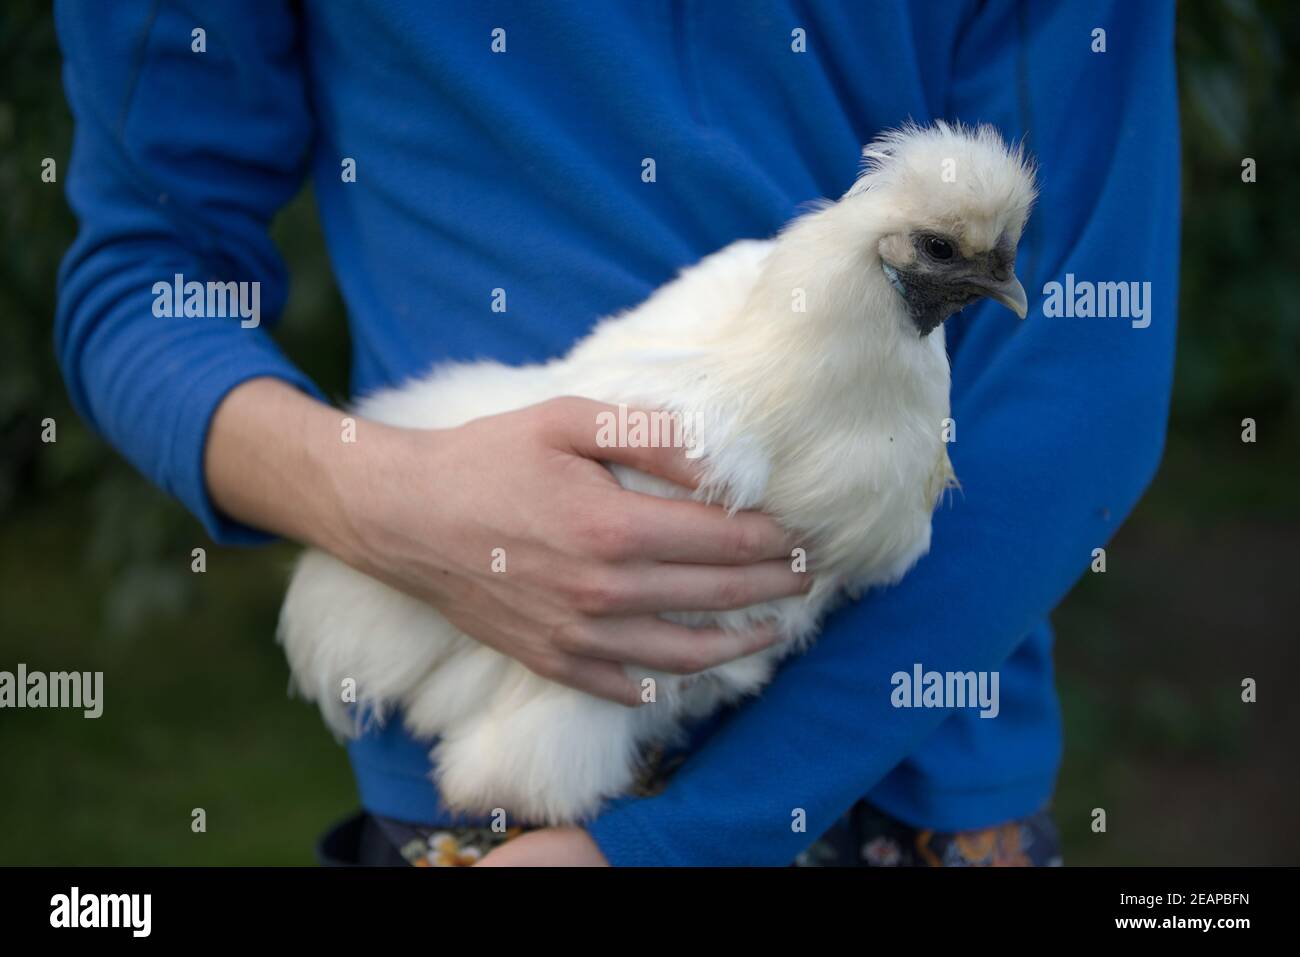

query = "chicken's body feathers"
[{"left": 278, "top": 122, "right": 1034, "bottom": 824}]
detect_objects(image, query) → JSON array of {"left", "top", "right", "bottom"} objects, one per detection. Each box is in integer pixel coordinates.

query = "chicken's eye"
[{"left": 922, "top": 236, "right": 955, "bottom": 261}]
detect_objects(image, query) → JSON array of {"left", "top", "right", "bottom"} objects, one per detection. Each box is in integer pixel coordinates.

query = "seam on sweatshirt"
[
  {"left": 101, "top": 1, "right": 273, "bottom": 282},
  {"left": 671, "top": 0, "right": 709, "bottom": 126},
  {"left": 115, "top": 0, "right": 162, "bottom": 140}
]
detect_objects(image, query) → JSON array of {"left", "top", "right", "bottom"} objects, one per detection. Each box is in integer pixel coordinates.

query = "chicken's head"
[{"left": 848, "top": 121, "right": 1038, "bottom": 337}]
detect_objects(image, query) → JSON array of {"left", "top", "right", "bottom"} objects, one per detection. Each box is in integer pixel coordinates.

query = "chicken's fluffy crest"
[{"left": 850, "top": 120, "right": 1037, "bottom": 251}]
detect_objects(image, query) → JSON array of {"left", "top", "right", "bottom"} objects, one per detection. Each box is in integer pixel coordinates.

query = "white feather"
[{"left": 277, "top": 122, "right": 1036, "bottom": 824}]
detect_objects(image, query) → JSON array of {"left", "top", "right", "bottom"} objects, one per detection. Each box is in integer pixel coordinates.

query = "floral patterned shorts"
[
  {"left": 794, "top": 801, "right": 1062, "bottom": 867},
  {"left": 322, "top": 802, "right": 1061, "bottom": 867}
]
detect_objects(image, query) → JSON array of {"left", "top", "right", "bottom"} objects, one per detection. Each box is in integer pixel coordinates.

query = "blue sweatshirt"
[{"left": 54, "top": 0, "right": 1179, "bottom": 865}]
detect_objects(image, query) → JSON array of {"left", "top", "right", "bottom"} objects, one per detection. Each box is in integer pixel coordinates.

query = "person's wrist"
[
  {"left": 308, "top": 417, "right": 379, "bottom": 566},
  {"left": 312, "top": 418, "right": 448, "bottom": 573}
]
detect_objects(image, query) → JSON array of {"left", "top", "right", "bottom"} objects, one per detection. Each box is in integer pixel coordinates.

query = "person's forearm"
[
  {"left": 204, "top": 384, "right": 802, "bottom": 703},
  {"left": 204, "top": 377, "right": 368, "bottom": 558}
]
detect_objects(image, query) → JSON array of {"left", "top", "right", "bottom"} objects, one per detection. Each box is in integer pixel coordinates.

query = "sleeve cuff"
[{"left": 586, "top": 796, "right": 690, "bottom": 868}]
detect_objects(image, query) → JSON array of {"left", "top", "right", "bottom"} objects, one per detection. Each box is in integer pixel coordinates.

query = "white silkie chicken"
[{"left": 279, "top": 122, "right": 1036, "bottom": 825}]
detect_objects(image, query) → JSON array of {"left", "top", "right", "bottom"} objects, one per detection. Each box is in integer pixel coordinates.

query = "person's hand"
[
  {"left": 324, "top": 395, "right": 808, "bottom": 704},
  {"left": 475, "top": 827, "right": 608, "bottom": 866}
]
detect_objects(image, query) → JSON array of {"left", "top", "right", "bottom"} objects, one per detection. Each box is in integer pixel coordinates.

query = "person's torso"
[
  {"left": 297, "top": 0, "right": 1062, "bottom": 825},
  {"left": 295, "top": 0, "right": 978, "bottom": 391}
]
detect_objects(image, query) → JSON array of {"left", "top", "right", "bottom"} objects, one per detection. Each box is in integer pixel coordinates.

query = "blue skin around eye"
[
  {"left": 54, "top": 0, "right": 1179, "bottom": 865},
  {"left": 881, "top": 262, "right": 908, "bottom": 297}
]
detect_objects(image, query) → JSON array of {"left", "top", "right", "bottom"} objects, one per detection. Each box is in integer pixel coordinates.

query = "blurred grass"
[
  {"left": 1052, "top": 431, "right": 1300, "bottom": 864},
  {"left": 1, "top": 0, "right": 1298, "bottom": 864},
  {"left": 0, "top": 500, "right": 353, "bottom": 864}
]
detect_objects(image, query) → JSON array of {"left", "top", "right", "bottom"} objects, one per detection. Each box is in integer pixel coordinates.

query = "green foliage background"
[{"left": 1, "top": 1, "right": 1296, "bottom": 864}]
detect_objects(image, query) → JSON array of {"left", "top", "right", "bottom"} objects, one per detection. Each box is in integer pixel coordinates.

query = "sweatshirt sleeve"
[
  {"left": 587, "top": 0, "right": 1180, "bottom": 865},
  {"left": 54, "top": 0, "right": 323, "bottom": 544}
]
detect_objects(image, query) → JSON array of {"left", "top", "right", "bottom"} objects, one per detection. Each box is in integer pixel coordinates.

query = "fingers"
[
  {"left": 540, "top": 398, "right": 798, "bottom": 564},
  {"left": 566, "top": 559, "right": 810, "bottom": 616},
  {"left": 442, "top": 600, "right": 642, "bottom": 707},
  {"left": 564, "top": 617, "right": 783, "bottom": 675},
  {"left": 543, "top": 396, "right": 703, "bottom": 490},
  {"left": 631, "top": 559, "right": 811, "bottom": 612},
  {"left": 541, "top": 655, "right": 643, "bottom": 707},
  {"left": 614, "top": 495, "right": 798, "bottom": 564}
]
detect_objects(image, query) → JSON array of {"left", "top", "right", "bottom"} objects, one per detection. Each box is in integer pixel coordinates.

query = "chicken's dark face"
[{"left": 878, "top": 230, "right": 1029, "bottom": 337}]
